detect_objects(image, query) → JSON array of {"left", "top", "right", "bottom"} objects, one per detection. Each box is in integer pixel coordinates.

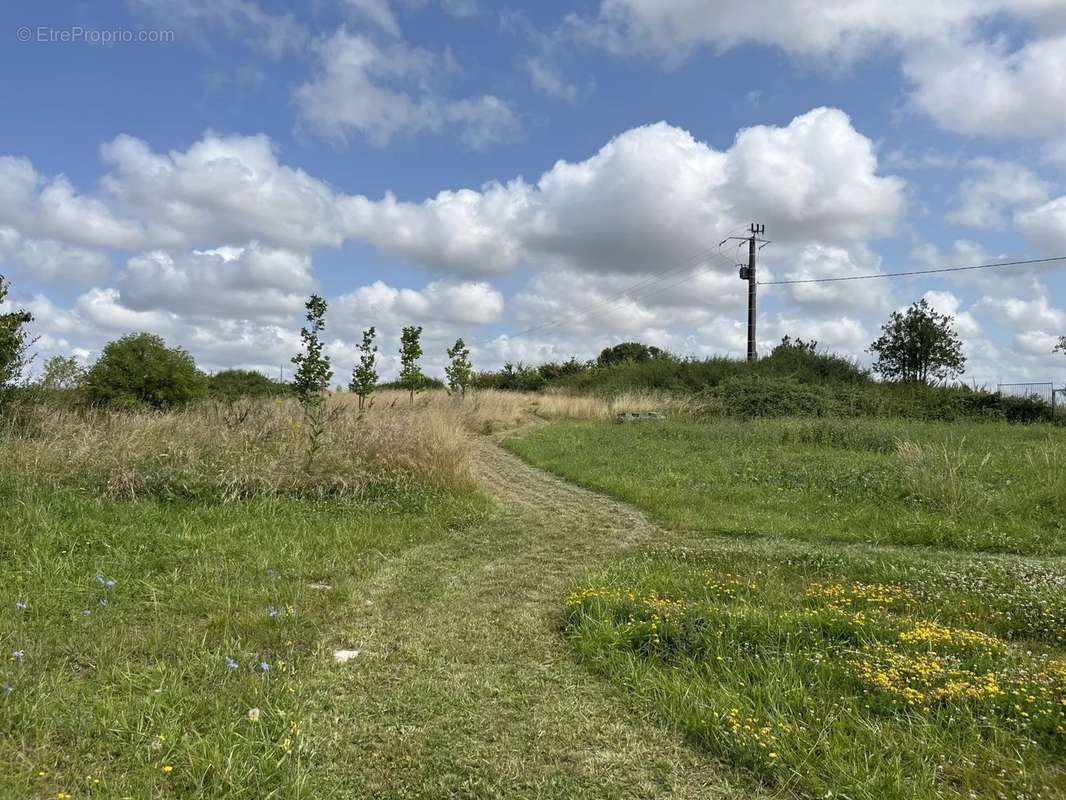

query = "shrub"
[
  {"left": 762, "top": 337, "right": 869, "bottom": 384},
  {"left": 208, "top": 369, "right": 287, "bottom": 401},
  {"left": 714, "top": 375, "right": 836, "bottom": 419},
  {"left": 596, "top": 341, "right": 671, "bottom": 367},
  {"left": 471, "top": 362, "right": 546, "bottom": 392},
  {"left": 537, "top": 357, "right": 590, "bottom": 382},
  {"left": 84, "top": 332, "right": 207, "bottom": 410}
]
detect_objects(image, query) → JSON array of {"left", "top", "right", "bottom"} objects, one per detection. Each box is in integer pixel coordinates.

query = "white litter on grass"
[
  {"left": 333, "top": 649, "right": 360, "bottom": 664},
  {"left": 307, "top": 582, "right": 333, "bottom": 591}
]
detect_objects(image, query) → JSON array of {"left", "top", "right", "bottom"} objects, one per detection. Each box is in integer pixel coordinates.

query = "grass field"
[
  {"left": 505, "top": 417, "right": 1066, "bottom": 555},
  {"left": 504, "top": 415, "right": 1066, "bottom": 798},
  {"left": 1, "top": 486, "right": 486, "bottom": 798},
  {"left": 4, "top": 395, "right": 1066, "bottom": 798}
]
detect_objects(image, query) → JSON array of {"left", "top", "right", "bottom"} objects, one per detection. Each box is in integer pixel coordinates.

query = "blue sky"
[{"left": 1, "top": 0, "right": 1065, "bottom": 385}]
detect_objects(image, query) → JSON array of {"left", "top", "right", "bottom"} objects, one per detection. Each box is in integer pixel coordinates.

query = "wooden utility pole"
[
  {"left": 724, "top": 226, "right": 767, "bottom": 362},
  {"left": 728, "top": 223, "right": 766, "bottom": 361},
  {"left": 746, "top": 225, "right": 759, "bottom": 361}
]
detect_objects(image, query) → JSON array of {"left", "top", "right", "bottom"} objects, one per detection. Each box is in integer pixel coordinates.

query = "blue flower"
[
  {"left": 82, "top": 609, "right": 92, "bottom": 616},
  {"left": 225, "top": 656, "right": 238, "bottom": 670},
  {"left": 267, "top": 606, "right": 279, "bottom": 619},
  {"left": 14, "top": 601, "right": 26, "bottom": 610},
  {"left": 266, "top": 569, "right": 277, "bottom": 578},
  {"left": 259, "top": 662, "right": 270, "bottom": 672},
  {"left": 95, "top": 574, "right": 105, "bottom": 584},
  {"left": 105, "top": 579, "right": 116, "bottom": 590},
  {"left": 11, "top": 650, "right": 23, "bottom": 660}
]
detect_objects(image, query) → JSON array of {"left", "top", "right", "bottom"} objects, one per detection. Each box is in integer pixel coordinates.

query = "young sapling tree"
[
  {"left": 445, "top": 338, "right": 473, "bottom": 398},
  {"left": 399, "top": 325, "right": 424, "bottom": 405},
  {"left": 349, "top": 326, "right": 379, "bottom": 411},
  {"left": 291, "top": 294, "right": 335, "bottom": 469}
]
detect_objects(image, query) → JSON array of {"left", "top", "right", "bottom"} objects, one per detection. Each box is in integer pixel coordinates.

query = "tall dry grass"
[
  {"left": 347, "top": 388, "right": 700, "bottom": 434},
  {"left": 3, "top": 398, "right": 470, "bottom": 502},
  {"left": 895, "top": 437, "right": 992, "bottom": 516},
  {"left": 0, "top": 389, "right": 686, "bottom": 503}
]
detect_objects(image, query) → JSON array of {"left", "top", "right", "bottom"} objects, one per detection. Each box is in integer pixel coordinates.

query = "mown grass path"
[{"left": 309, "top": 432, "right": 767, "bottom": 799}]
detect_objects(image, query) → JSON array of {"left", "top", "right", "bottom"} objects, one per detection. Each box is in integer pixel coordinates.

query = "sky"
[{"left": 2, "top": 0, "right": 1066, "bottom": 386}]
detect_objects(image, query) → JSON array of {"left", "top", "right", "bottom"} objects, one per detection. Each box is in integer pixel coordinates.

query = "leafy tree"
[
  {"left": 291, "top": 295, "right": 335, "bottom": 468},
  {"left": 348, "top": 327, "right": 378, "bottom": 410},
  {"left": 399, "top": 325, "right": 424, "bottom": 404},
  {"left": 445, "top": 338, "right": 473, "bottom": 397},
  {"left": 1055, "top": 336, "right": 1065, "bottom": 356},
  {"left": 208, "top": 369, "right": 285, "bottom": 401},
  {"left": 39, "top": 355, "right": 85, "bottom": 391},
  {"left": 596, "top": 341, "right": 669, "bottom": 367},
  {"left": 0, "top": 275, "right": 34, "bottom": 408},
  {"left": 868, "top": 299, "right": 966, "bottom": 384},
  {"left": 84, "top": 333, "right": 207, "bottom": 409}
]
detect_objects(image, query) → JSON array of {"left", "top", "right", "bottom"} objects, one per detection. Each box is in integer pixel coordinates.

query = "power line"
[{"left": 758, "top": 255, "right": 1066, "bottom": 286}]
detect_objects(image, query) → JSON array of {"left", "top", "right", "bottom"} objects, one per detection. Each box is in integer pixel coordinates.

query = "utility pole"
[{"left": 722, "top": 223, "right": 769, "bottom": 361}]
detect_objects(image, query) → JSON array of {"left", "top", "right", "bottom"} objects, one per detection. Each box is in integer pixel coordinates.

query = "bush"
[
  {"left": 471, "top": 362, "right": 547, "bottom": 392},
  {"left": 536, "top": 357, "right": 590, "bottom": 382},
  {"left": 762, "top": 338, "right": 869, "bottom": 384},
  {"left": 208, "top": 369, "right": 288, "bottom": 402},
  {"left": 84, "top": 333, "right": 207, "bottom": 410},
  {"left": 596, "top": 342, "right": 672, "bottom": 367},
  {"left": 714, "top": 375, "right": 836, "bottom": 419}
]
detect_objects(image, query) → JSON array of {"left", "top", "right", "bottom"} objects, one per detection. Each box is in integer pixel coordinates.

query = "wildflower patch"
[{"left": 565, "top": 554, "right": 1066, "bottom": 799}]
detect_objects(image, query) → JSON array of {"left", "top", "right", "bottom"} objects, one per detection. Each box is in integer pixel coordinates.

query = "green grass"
[
  {"left": 6, "top": 407, "right": 1066, "bottom": 798},
  {"left": 505, "top": 417, "right": 1066, "bottom": 555},
  {"left": 563, "top": 546, "right": 1066, "bottom": 799},
  {"left": 0, "top": 480, "right": 489, "bottom": 798}
]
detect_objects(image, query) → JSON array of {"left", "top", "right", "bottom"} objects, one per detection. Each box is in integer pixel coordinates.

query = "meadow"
[
  {"left": 505, "top": 417, "right": 1066, "bottom": 555},
  {"left": 506, "top": 413, "right": 1066, "bottom": 798},
  {"left": 0, "top": 389, "right": 678, "bottom": 798},
  {"left": 3, "top": 388, "right": 1065, "bottom": 798}
]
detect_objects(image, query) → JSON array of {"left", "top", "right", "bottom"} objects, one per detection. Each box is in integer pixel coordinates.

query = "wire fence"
[{"left": 997, "top": 382, "right": 1065, "bottom": 414}]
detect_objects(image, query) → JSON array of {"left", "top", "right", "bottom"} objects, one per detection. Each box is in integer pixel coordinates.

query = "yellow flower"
[{"left": 162, "top": 765, "right": 174, "bottom": 774}]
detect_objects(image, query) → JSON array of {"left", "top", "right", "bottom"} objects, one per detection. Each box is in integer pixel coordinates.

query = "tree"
[
  {"left": 596, "top": 341, "right": 669, "bottom": 367},
  {"left": 39, "top": 355, "right": 85, "bottom": 391},
  {"left": 291, "top": 295, "right": 335, "bottom": 468},
  {"left": 291, "top": 295, "right": 333, "bottom": 406},
  {"left": 1055, "top": 336, "right": 1065, "bottom": 356},
  {"left": 349, "top": 327, "right": 378, "bottom": 411},
  {"left": 868, "top": 299, "right": 966, "bottom": 384},
  {"left": 445, "top": 338, "right": 473, "bottom": 397},
  {"left": 399, "top": 325, "right": 424, "bottom": 404},
  {"left": 0, "top": 275, "right": 34, "bottom": 408},
  {"left": 84, "top": 333, "right": 207, "bottom": 409}
]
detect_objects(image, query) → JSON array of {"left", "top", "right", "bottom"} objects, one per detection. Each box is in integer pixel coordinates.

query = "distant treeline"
[{"left": 472, "top": 339, "right": 1059, "bottom": 424}]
